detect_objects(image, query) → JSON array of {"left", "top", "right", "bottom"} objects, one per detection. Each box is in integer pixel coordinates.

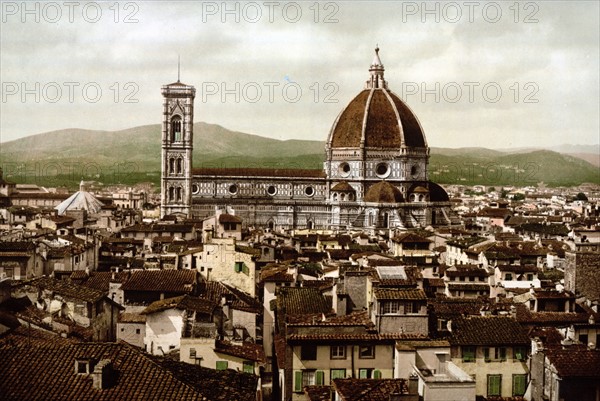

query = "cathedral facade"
[{"left": 161, "top": 48, "right": 454, "bottom": 230}]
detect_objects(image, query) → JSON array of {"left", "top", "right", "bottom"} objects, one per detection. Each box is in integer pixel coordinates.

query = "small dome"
[
  {"left": 331, "top": 181, "right": 355, "bottom": 192},
  {"left": 364, "top": 181, "right": 404, "bottom": 203},
  {"left": 412, "top": 186, "right": 429, "bottom": 193},
  {"left": 428, "top": 182, "right": 450, "bottom": 202}
]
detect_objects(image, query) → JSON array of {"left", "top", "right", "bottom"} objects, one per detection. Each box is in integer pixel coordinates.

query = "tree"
[{"left": 575, "top": 192, "right": 588, "bottom": 201}]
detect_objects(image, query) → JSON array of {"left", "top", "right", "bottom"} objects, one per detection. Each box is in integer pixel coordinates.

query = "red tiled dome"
[
  {"left": 364, "top": 181, "right": 404, "bottom": 203},
  {"left": 329, "top": 89, "right": 426, "bottom": 149}
]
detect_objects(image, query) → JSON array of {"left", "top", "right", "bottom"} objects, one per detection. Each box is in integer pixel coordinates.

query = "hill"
[{"left": 1, "top": 124, "right": 597, "bottom": 188}]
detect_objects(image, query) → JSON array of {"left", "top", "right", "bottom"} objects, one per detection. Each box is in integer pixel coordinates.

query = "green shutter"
[
  {"left": 216, "top": 360, "right": 228, "bottom": 370},
  {"left": 331, "top": 369, "right": 346, "bottom": 380},
  {"left": 487, "top": 375, "right": 501, "bottom": 396},
  {"left": 315, "top": 370, "right": 324, "bottom": 385},
  {"left": 484, "top": 347, "right": 490, "bottom": 362},
  {"left": 242, "top": 263, "right": 250, "bottom": 275},
  {"left": 373, "top": 370, "right": 382, "bottom": 379},
  {"left": 234, "top": 262, "right": 242, "bottom": 273},
  {"left": 294, "top": 371, "right": 303, "bottom": 392},
  {"left": 513, "top": 374, "right": 527, "bottom": 396},
  {"left": 243, "top": 361, "right": 254, "bottom": 374},
  {"left": 359, "top": 369, "right": 368, "bottom": 378}
]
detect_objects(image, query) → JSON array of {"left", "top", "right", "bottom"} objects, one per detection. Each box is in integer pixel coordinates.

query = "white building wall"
[{"left": 144, "top": 309, "right": 184, "bottom": 355}]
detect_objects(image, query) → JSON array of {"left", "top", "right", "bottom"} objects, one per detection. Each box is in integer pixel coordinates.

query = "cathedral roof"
[
  {"left": 331, "top": 181, "right": 355, "bottom": 192},
  {"left": 364, "top": 181, "right": 404, "bottom": 203},
  {"left": 328, "top": 48, "right": 426, "bottom": 150}
]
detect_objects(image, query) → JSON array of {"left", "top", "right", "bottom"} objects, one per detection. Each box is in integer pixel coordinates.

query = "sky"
[{"left": 1, "top": 1, "right": 599, "bottom": 149}]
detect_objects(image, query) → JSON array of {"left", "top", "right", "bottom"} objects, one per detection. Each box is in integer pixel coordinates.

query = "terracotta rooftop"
[
  {"left": 544, "top": 345, "right": 600, "bottom": 378},
  {"left": 120, "top": 269, "right": 196, "bottom": 293},
  {"left": 374, "top": 288, "right": 427, "bottom": 300},
  {"left": 215, "top": 340, "right": 266, "bottom": 363},
  {"left": 287, "top": 310, "right": 374, "bottom": 328},
  {"left": 332, "top": 378, "right": 411, "bottom": 401},
  {"left": 141, "top": 295, "right": 217, "bottom": 315},
  {"left": 277, "top": 287, "right": 331, "bottom": 316},
  {"left": 0, "top": 341, "right": 209, "bottom": 400},
  {"left": 151, "top": 357, "right": 259, "bottom": 401},
  {"left": 19, "top": 277, "right": 106, "bottom": 303},
  {"left": 393, "top": 232, "right": 432, "bottom": 244},
  {"left": 200, "top": 281, "right": 261, "bottom": 314},
  {"left": 445, "top": 264, "right": 490, "bottom": 277},
  {"left": 304, "top": 386, "right": 332, "bottom": 401},
  {"left": 450, "top": 316, "right": 530, "bottom": 346},
  {"left": 218, "top": 213, "right": 242, "bottom": 224}
]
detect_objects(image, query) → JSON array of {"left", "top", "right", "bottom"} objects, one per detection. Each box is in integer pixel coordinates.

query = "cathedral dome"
[
  {"left": 327, "top": 48, "right": 426, "bottom": 150},
  {"left": 364, "top": 181, "right": 404, "bottom": 203}
]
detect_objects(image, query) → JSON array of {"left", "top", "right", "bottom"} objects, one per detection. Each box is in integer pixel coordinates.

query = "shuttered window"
[
  {"left": 487, "top": 374, "right": 502, "bottom": 396},
  {"left": 513, "top": 374, "right": 527, "bottom": 396}
]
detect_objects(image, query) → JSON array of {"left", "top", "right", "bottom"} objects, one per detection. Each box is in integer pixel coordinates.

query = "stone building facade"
[{"left": 161, "top": 48, "right": 455, "bottom": 230}]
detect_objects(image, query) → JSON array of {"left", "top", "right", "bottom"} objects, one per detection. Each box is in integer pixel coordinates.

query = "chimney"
[
  {"left": 91, "top": 359, "right": 114, "bottom": 390},
  {"left": 408, "top": 373, "right": 419, "bottom": 394}
]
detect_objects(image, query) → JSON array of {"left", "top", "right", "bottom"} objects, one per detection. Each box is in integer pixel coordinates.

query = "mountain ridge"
[{"left": 1, "top": 124, "right": 598, "bottom": 187}]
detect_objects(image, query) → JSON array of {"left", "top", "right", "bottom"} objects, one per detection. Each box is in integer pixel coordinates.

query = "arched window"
[
  {"left": 341, "top": 193, "right": 346, "bottom": 201},
  {"left": 176, "top": 187, "right": 182, "bottom": 201},
  {"left": 169, "top": 158, "right": 175, "bottom": 174},
  {"left": 382, "top": 212, "right": 389, "bottom": 228},
  {"left": 169, "top": 187, "right": 174, "bottom": 202},
  {"left": 333, "top": 193, "right": 338, "bottom": 201},
  {"left": 171, "top": 116, "right": 182, "bottom": 142},
  {"left": 307, "top": 220, "right": 314, "bottom": 230},
  {"left": 368, "top": 212, "right": 375, "bottom": 226},
  {"left": 176, "top": 158, "right": 183, "bottom": 174}
]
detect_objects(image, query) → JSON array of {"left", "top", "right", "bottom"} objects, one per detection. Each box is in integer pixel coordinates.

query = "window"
[
  {"left": 496, "top": 347, "right": 507, "bottom": 361},
  {"left": 359, "top": 345, "right": 375, "bottom": 359},
  {"left": 135, "top": 329, "right": 140, "bottom": 335},
  {"left": 382, "top": 301, "right": 400, "bottom": 314},
  {"left": 359, "top": 368, "right": 373, "bottom": 378},
  {"left": 527, "top": 273, "right": 534, "bottom": 281},
  {"left": 331, "top": 369, "right": 346, "bottom": 380},
  {"left": 505, "top": 273, "right": 513, "bottom": 281},
  {"left": 294, "top": 370, "right": 325, "bottom": 392},
  {"left": 189, "top": 348, "right": 196, "bottom": 359},
  {"left": 579, "top": 334, "right": 589, "bottom": 345},
  {"left": 514, "top": 346, "right": 527, "bottom": 361},
  {"left": 483, "top": 347, "right": 491, "bottom": 362},
  {"left": 75, "top": 359, "right": 92, "bottom": 374},
  {"left": 171, "top": 116, "right": 182, "bottom": 142},
  {"left": 487, "top": 374, "right": 502, "bottom": 397},
  {"left": 301, "top": 345, "right": 317, "bottom": 360},
  {"left": 243, "top": 361, "right": 254, "bottom": 374},
  {"left": 234, "top": 262, "right": 243, "bottom": 273},
  {"left": 512, "top": 374, "right": 527, "bottom": 396},
  {"left": 330, "top": 345, "right": 346, "bottom": 359},
  {"left": 462, "top": 346, "right": 476, "bottom": 362},
  {"left": 216, "top": 361, "right": 228, "bottom": 370}
]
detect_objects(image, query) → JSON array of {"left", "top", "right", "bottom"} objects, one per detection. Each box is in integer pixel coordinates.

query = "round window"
[
  {"left": 376, "top": 162, "right": 389, "bottom": 177},
  {"left": 339, "top": 162, "right": 351, "bottom": 177},
  {"left": 192, "top": 184, "right": 200, "bottom": 194},
  {"left": 305, "top": 186, "right": 315, "bottom": 197},
  {"left": 228, "top": 184, "right": 238, "bottom": 194},
  {"left": 267, "top": 185, "right": 277, "bottom": 196}
]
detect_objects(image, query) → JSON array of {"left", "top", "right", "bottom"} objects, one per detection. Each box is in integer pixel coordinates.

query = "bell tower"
[{"left": 160, "top": 74, "right": 195, "bottom": 219}]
